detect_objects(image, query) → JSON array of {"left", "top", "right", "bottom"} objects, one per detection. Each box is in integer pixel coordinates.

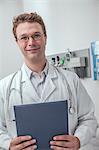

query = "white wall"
[
  {"left": 98, "top": 1, "right": 99, "bottom": 37},
  {"left": 0, "top": 0, "right": 24, "bottom": 79},
  {"left": 23, "top": 0, "right": 99, "bottom": 55}
]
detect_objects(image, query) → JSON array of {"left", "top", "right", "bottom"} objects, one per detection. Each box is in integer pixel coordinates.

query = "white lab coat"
[{"left": 0, "top": 64, "right": 98, "bottom": 150}]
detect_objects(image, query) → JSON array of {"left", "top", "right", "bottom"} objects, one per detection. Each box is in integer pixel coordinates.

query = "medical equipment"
[
  {"left": 47, "top": 49, "right": 91, "bottom": 78},
  {"left": 90, "top": 41, "right": 99, "bottom": 80},
  {"left": 6, "top": 70, "right": 75, "bottom": 115}
]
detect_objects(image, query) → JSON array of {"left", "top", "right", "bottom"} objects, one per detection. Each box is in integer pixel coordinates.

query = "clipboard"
[{"left": 14, "top": 100, "right": 68, "bottom": 150}]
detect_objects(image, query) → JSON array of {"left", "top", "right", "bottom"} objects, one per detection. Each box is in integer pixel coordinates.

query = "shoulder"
[
  {"left": 0, "top": 71, "right": 21, "bottom": 98},
  {"left": 53, "top": 65, "right": 79, "bottom": 81},
  {"left": 49, "top": 64, "right": 80, "bottom": 90},
  {"left": 0, "top": 73, "right": 15, "bottom": 84},
  {"left": 0, "top": 71, "right": 20, "bottom": 88}
]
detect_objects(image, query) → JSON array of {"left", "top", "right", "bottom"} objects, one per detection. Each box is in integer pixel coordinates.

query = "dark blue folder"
[{"left": 14, "top": 100, "right": 68, "bottom": 150}]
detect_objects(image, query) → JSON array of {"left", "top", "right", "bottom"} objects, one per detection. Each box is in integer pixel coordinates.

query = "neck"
[{"left": 25, "top": 58, "right": 47, "bottom": 74}]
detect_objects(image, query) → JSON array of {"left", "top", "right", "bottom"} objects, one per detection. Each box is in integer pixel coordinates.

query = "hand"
[
  {"left": 9, "top": 135, "right": 37, "bottom": 150},
  {"left": 50, "top": 135, "right": 80, "bottom": 150}
]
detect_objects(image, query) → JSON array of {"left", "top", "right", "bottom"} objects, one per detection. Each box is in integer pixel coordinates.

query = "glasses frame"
[{"left": 17, "top": 32, "right": 44, "bottom": 43}]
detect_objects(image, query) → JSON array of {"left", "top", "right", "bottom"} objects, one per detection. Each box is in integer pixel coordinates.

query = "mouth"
[
  {"left": 25, "top": 46, "right": 40, "bottom": 52},
  {"left": 25, "top": 48, "right": 39, "bottom": 51}
]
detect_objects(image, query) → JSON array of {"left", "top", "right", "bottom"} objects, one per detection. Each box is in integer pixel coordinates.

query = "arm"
[
  {"left": 0, "top": 85, "right": 11, "bottom": 149},
  {"left": 50, "top": 73, "right": 98, "bottom": 149},
  {"left": 0, "top": 80, "right": 37, "bottom": 150},
  {"left": 74, "top": 78, "right": 98, "bottom": 147}
]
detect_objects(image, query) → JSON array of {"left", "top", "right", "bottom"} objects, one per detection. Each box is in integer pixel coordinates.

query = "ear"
[
  {"left": 45, "top": 35, "right": 47, "bottom": 45},
  {"left": 16, "top": 39, "right": 20, "bottom": 48},
  {"left": 16, "top": 39, "right": 19, "bottom": 45}
]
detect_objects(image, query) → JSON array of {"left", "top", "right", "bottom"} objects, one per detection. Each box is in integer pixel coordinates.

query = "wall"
[
  {"left": 98, "top": 1, "right": 99, "bottom": 38},
  {"left": 0, "top": 0, "right": 24, "bottom": 79},
  {"left": 23, "top": 0, "right": 99, "bottom": 55}
]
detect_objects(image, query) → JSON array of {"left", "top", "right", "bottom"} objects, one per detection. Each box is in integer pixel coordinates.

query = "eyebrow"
[{"left": 20, "top": 32, "right": 42, "bottom": 37}]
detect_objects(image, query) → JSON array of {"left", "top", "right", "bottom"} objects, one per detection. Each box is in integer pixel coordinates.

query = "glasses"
[{"left": 17, "top": 32, "right": 43, "bottom": 42}]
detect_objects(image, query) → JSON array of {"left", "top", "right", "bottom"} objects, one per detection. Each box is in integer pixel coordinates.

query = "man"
[{"left": 0, "top": 12, "right": 98, "bottom": 150}]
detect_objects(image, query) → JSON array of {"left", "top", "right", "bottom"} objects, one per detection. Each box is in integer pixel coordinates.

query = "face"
[{"left": 16, "top": 22, "right": 47, "bottom": 64}]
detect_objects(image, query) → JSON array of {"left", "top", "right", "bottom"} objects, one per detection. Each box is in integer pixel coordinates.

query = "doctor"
[{"left": 0, "top": 12, "right": 97, "bottom": 150}]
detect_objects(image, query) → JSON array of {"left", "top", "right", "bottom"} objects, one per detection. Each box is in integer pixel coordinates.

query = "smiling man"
[
  {"left": 14, "top": 14, "right": 47, "bottom": 74},
  {"left": 0, "top": 12, "right": 98, "bottom": 150}
]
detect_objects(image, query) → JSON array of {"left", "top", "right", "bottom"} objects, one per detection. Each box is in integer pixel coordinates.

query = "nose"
[{"left": 28, "top": 37, "right": 35, "bottom": 46}]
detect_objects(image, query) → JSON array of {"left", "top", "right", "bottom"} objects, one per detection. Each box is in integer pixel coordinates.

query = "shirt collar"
[{"left": 23, "top": 61, "right": 49, "bottom": 79}]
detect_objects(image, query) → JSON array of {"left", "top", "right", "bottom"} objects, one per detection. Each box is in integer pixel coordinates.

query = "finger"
[
  {"left": 50, "top": 140, "right": 71, "bottom": 148},
  {"left": 23, "top": 144, "right": 37, "bottom": 150},
  {"left": 50, "top": 145, "right": 70, "bottom": 150},
  {"left": 53, "top": 135, "right": 74, "bottom": 141},
  {"left": 15, "top": 139, "right": 36, "bottom": 150},
  {"left": 51, "top": 136, "right": 80, "bottom": 149},
  {"left": 11, "top": 136, "right": 32, "bottom": 145}
]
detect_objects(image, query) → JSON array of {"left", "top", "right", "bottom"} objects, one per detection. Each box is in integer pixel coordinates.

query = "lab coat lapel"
[
  {"left": 41, "top": 77, "right": 56, "bottom": 101},
  {"left": 20, "top": 63, "right": 57, "bottom": 103},
  {"left": 22, "top": 80, "right": 40, "bottom": 103},
  {"left": 21, "top": 66, "right": 40, "bottom": 103},
  {"left": 41, "top": 65, "right": 57, "bottom": 101}
]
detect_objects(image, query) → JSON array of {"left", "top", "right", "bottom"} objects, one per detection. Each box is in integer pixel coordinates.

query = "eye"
[
  {"left": 33, "top": 33, "right": 41, "bottom": 40},
  {"left": 20, "top": 36, "right": 28, "bottom": 40}
]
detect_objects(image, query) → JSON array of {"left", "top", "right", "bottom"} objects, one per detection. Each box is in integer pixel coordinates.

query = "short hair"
[{"left": 12, "top": 12, "right": 47, "bottom": 40}]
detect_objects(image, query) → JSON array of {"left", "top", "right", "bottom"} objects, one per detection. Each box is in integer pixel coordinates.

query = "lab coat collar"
[
  {"left": 9, "top": 63, "right": 58, "bottom": 102},
  {"left": 22, "top": 61, "right": 49, "bottom": 79},
  {"left": 21, "top": 62, "right": 58, "bottom": 101},
  {"left": 9, "top": 62, "right": 58, "bottom": 92},
  {"left": 21, "top": 61, "right": 58, "bottom": 82}
]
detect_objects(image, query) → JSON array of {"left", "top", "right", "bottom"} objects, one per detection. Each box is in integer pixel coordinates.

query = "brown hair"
[{"left": 12, "top": 12, "right": 47, "bottom": 40}]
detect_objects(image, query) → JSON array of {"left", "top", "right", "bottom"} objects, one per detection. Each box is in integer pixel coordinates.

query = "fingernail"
[
  {"left": 53, "top": 137, "right": 56, "bottom": 140},
  {"left": 34, "top": 145, "right": 37, "bottom": 149},
  {"left": 28, "top": 136, "right": 32, "bottom": 139},
  {"left": 33, "top": 139, "right": 36, "bottom": 143},
  {"left": 50, "top": 141, "right": 53, "bottom": 144}
]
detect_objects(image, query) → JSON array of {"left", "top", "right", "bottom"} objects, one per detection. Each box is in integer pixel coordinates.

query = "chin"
[{"left": 27, "top": 54, "right": 38, "bottom": 62}]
